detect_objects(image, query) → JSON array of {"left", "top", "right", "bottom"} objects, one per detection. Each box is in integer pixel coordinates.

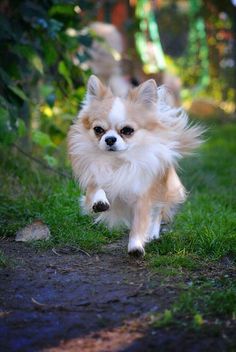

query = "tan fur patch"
[
  {"left": 82, "top": 115, "right": 91, "bottom": 130},
  {"left": 130, "top": 193, "right": 152, "bottom": 242},
  {"left": 85, "top": 96, "right": 114, "bottom": 127},
  {"left": 147, "top": 167, "right": 186, "bottom": 204},
  {"left": 145, "top": 167, "right": 186, "bottom": 222},
  {"left": 125, "top": 101, "right": 164, "bottom": 131},
  {"left": 85, "top": 183, "right": 97, "bottom": 208},
  {"left": 96, "top": 82, "right": 111, "bottom": 100}
]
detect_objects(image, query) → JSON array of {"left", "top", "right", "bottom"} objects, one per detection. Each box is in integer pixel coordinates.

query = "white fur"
[
  {"left": 128, "top": 237, "right": 144, "bottom": 254},
  {"left": 108, "top": 97, "right": 126, "bottom": 126},
  {"left": 69, "top": 117, "right": 181, "bottom": 200},
  {"left": 92, "top": 189, "right": 110, "bottom": 206}
]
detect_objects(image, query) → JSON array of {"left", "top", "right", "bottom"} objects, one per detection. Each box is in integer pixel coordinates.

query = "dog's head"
[{"left": 79, "top": 75, "right": 160, "bottom": 153}]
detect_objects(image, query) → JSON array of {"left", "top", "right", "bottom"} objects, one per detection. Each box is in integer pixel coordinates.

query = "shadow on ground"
[{"left": 0, "top": 238, "right": 235, "bottom": 351}]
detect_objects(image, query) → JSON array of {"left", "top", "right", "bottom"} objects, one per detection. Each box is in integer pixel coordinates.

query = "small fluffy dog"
[{"left": 68, "top": 75, "right": 203, "bottom": 256}]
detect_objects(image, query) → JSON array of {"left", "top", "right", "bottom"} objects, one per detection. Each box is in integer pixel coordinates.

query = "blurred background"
[{"left": 0, "top": 0, "right": 235, "bottom": 168}]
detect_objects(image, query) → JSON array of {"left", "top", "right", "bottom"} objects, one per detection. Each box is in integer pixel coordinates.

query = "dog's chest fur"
[{"left": 87, "top": 150, "right": 161, "bottom": 203}]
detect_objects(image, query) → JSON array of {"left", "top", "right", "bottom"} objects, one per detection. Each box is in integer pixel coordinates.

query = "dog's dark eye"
[
  {"left": 94, "top": 126, "right": 105, "bottom": 135},
  {"left": 120, "top": 126, "right": 134, "bottom": 136}
]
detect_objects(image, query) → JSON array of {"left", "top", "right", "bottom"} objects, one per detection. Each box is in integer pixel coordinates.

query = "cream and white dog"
[{"left": 68, "top": 75, "right": 203, "bottom": 256}]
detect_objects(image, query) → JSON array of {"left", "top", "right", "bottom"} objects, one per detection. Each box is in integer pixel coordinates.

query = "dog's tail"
[{"left": 157, "top": 86, "right": 205, "bottom": 156}]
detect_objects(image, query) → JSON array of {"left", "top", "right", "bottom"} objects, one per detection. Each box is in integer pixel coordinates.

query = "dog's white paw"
[
  {"left": 92, "top": 189, "right": 110, "bottom": 213},
  {"left": 128, "top": 238, "right": 145, "bottom": 257}
]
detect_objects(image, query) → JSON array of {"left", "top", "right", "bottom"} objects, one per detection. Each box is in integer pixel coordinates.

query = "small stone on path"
[{"left": 15, "top": 219, "right": 50, "bottom": 242}]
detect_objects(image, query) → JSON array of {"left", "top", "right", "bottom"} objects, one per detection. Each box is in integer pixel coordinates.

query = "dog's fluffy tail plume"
[{"left": 157, "top": 85, "right": 205, "bottom": 156}]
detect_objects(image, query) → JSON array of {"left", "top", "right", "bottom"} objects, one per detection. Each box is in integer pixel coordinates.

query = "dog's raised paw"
[{"left": 92, "top": 201, "right": 110, "bottom": 213}]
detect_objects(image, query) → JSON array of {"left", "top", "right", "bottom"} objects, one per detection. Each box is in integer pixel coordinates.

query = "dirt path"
[{"left": 0, "top": 238, "right": 234, "bottom": 352}]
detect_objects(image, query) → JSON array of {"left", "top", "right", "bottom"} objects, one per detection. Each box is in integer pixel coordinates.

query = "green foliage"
[
  {"left": 32, "top": 130, "right": 56, "bottom": 148},
  {"left": 157, "top": 1, "right": 235, "bottom": 108},
  {"left": 0, "top": 0, "right": 94, "bottom": 164}
]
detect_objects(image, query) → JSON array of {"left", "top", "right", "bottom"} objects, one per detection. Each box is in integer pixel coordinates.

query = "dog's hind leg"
[{"left": 148, "top": 208, "right": 162, "bottom": 241}]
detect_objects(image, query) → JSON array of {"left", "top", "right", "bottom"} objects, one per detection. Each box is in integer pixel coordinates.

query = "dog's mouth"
[{"left": 107, "top": 147, "right": 117, "bottom": 152}]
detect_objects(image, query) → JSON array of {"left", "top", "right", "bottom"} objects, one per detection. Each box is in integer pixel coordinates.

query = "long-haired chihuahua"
[{"left": 68, "top": 75, "right": 203, "bottom": 256}]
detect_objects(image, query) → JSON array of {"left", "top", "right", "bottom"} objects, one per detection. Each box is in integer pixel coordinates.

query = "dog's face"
[{"left": 80, "top": 75, "right": 161, "bottom": 154}]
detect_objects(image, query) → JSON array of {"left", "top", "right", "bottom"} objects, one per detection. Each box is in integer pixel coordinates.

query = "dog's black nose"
[{"left": 105, "top": 136, "right": 117, "bottom": 146}]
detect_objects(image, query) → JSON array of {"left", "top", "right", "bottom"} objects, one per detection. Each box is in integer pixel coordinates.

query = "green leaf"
[
  {"left": 43, "top": 154, "right": 58, "bottom": 167},
  {"left": 58, "top": 61, "right": 72, "bottom": 86},
  {"left": 39, "top": 84, "right": 54, "bottom": 98},
  {"left": 13, "top": 44, "right": 35, "bottom": 61},
  {"left": 8, "top": 86, "right": 28, "bottom": 101},
  {"left": 43, "top": 42, "right": 58, "bottom": 65},
  {"left": 17, "top": 119, "right": 27, "bottom": 138},
  {"left": 32, "top": 130, "right": 55, "bottom": 148},
  {"left": 31, "top": 55, "right": 44, "bottom": 74},
  {"left": 49, "top": 4, "right": 75, "bottom": 16},
  {"left": 193, "top": 313, "right": 204, "bottom": 327},
  {"left": 0, "top": 107, "right": 16, "bottom": 145},
  {"left": 0, "top": 106, "right": 10, "bottom": 121}
]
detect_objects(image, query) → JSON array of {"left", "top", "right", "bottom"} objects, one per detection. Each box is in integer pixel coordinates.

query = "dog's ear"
[
  {"left": 128, "top": 79, "right": 157, "bottom": 107},
  {"left": 87, "top": 75, "right": 107, "bottom": 100}
]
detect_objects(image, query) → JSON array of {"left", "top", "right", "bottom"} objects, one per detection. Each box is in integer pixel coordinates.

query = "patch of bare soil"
[{"left": 0, "top": 238, "right": 235, "bottom": 352}]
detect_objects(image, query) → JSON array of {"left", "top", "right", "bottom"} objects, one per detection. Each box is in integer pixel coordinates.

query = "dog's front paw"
[
  {"left": 92, "top": 201, "right": 110, "bottom": 213},
  {"left": 92, "top": 189, "right": 110, "bottom": 213},
  {"left": 128, "top": 238, "right": 145, "bottom": 257}
]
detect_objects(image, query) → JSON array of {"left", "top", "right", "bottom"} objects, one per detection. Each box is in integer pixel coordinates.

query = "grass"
[
  {"left": 0, "top": 120, "right": 236, "bottom": 259},
  {"left": 175, "top": 279, "right": 236, "bottom": 318},
  {"left": 0, "top": 148, "right": 121, "bottom": 251},
  {"left": 0, "top": 250, "right": 8, "bottom": 267},
  {"left": 147, "top": 121, "right": 236, "bottom": 334},
  {"left": 146, "top": 121, "right": 236, "bottom": 269},
  {"left": 151, "top": 277, "right": 236, "bottom": 330}
]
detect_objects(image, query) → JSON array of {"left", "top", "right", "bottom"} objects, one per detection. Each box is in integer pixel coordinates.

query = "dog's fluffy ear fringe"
[
  {"left": 87, "top": 75, "right": 102, "bottom": 99},
  {"left": 83, "top": 75, "right": 111, "bottom": 106},
  {"left": 77, "top": 75, "right": 110, "bottom": 116}
]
